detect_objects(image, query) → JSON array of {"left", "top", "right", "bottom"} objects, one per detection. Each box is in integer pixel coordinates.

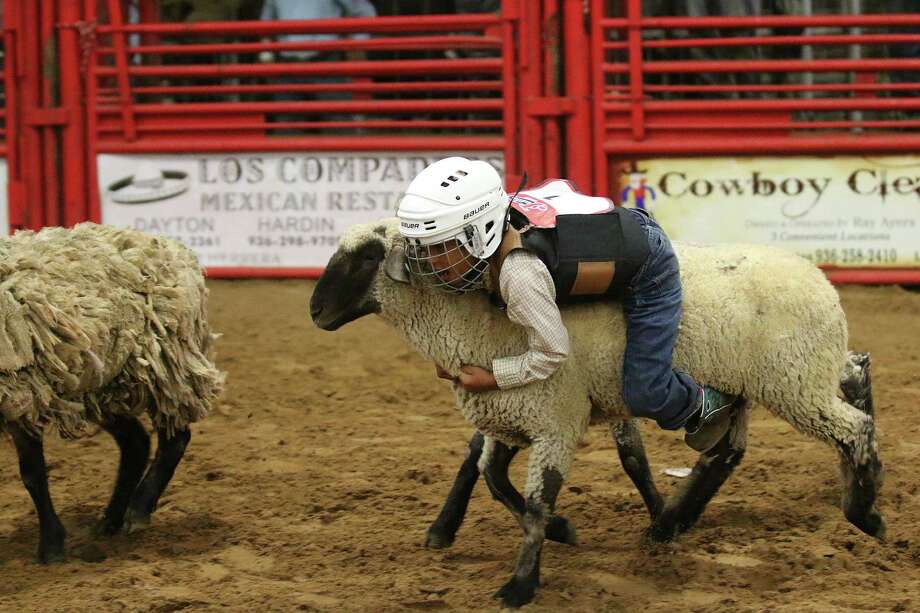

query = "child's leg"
[{"left": 621, "top": 221, "right": 701, "bottom": 430}]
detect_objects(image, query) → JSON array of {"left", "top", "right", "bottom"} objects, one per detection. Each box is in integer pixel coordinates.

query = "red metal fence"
[
  {"left": 593, "top": 1, "right": 920, "bottom": 170},
  {"left": 83, "top": 1, "right": 533, "bottom": 277},
  {"left": 589, "top": 0, "right": 920, "bottom": 283},
  {"left": 0, "top": 0, "right": 917, "bottom": 282}
]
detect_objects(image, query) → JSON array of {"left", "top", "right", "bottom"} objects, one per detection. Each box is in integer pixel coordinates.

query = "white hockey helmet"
[{"left": 397, "top": 157, "right": 509, "bottom": 292}]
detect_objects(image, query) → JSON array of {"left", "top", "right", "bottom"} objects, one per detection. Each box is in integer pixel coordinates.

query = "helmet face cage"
[{"left": 403, "top": 228, "right": 489, "bottom": 294}]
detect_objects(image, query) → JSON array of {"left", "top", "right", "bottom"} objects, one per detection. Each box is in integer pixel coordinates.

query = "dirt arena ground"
[{"left": 1, "top": 280, "right": 918, "bottom": 612}]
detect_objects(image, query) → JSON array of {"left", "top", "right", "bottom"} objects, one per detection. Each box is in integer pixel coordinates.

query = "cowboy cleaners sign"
[
  {"left": 633, "top": 156, "right": 920, "bottom": 268},
  {"left": 97, "top": 152, "right": 503, "bottom": 270}
]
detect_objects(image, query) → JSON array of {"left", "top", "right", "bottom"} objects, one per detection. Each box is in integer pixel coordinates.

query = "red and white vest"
[{"left": 491, "top": 179, "right": 650, "bottom": 303}]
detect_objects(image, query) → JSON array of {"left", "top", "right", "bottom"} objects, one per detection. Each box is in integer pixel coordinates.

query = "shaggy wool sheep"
[
  {"left": 311, "top": 219, "right": 884, "bottom": 608},
  {"left": 0, "top": 223, "right": 224, "bottom": 563}
]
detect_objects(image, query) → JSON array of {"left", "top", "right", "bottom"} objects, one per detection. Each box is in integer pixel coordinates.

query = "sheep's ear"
[{"left": 384, "top": 246, "right": 411, "bottom": 284}]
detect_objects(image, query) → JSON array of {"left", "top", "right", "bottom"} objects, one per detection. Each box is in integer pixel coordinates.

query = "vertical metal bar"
[
  {"left": 21, "top": 0, "right": 45, "bottom": 228},
  {"left": 138, "top": 0, "right": 159, "bottom": 24},
  {"left": 520, "top": 0, "right": 544, "bottom": 182},
  {"left": 3, "top": 0, "right": 21, "bottom": 230},
  {"left": 86, "top": 0, "right": 103, "bottom": 222},
  {"left": 626, "top": 0, "right": 645, "bottom": 141},
  {"left": 41, "top": 1, "right": 61, "bottom": 226},
  {"left": 107, "top": 0, "right": 137, "bottom": 141},
  {"left": 542, "top": 0, "right": 561, "bottom": 179},
  {"left": 59, "top": 0, "right": 88, "bottom": 225},
  {"left": 501, "top": 0, "right": 520, "bottom": 189},
  {"left": 802, "top": 0, "right": 813, "bottom": 99},
  {"left": 849, "top": 0, "right": 863, "bottom": 128},
  {"left": 138, "top": 0, "right": 161, "bottom": 63},
  {"left": 590, "top": 0, "right": 608, "bottom": 194},
  {"left": 563, "top": 0, "right": 592, "bottom": 191}
]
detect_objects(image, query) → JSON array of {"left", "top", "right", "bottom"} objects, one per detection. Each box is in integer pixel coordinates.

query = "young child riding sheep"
[
  {"left": 311, "top": 158, "right": 884, "bottom": 608},
  {"left": 396, "top": 156, "right": 735, "bottom": 453}
]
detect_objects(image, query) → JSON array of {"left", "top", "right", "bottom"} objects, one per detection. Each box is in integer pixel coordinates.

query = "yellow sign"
[{"left": 629, "top": 156, "right": 920, "bottom": 268}]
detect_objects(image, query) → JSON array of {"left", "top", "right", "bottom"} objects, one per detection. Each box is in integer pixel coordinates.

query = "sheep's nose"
[{"left": 310, "top": 300, "right": 323, "bottom": 321}]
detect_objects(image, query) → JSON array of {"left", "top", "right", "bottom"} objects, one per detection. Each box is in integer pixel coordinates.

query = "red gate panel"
[
  {"left": 1, "top": 0, "right": 917, "bottom": 283},
  {"left": 586, "top": 0, "right": 920, "bottom": 284},
  {"left": 82, "top": 1, "right": 527, "bottom": 278}
]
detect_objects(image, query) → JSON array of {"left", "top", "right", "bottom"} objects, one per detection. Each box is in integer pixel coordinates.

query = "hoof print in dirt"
[{"left": 74, "top": 543, "right": 108, "bottom": 564}]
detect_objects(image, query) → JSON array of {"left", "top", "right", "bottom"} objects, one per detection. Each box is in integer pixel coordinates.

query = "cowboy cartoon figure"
[{"left": 620, "top": 162, "right": 656, "bottom": 214}]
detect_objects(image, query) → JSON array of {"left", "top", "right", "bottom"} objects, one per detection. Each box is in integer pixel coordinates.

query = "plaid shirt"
[{"left": 492, "top": 251, "right": 570, "bottom": 389}]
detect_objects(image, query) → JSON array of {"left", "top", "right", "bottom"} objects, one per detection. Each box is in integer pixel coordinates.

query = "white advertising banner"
[
  {"left": 631, "top": 156, "right": 920, "bottom": 268},
  {"left": 98, "top": 152, "right": 504, "bottom": 269},
  {"left": 0, "top": 158, "right": 8, "bottom": 236}
]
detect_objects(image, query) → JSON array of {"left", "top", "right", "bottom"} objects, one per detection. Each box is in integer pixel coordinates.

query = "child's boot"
[{"left": 684, "top": 386, "right": 737, "bottom": 452}]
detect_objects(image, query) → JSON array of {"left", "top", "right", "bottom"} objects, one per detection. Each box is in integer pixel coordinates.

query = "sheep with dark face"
[
  {"left": 1, "top": 223, "right": 224, "bottom": 563},
  {"left": 424, "top": 348, "right": 876, "bottom": 554},
  {"left": 311, "top": 218, "right": 884, "bottom": 608}
]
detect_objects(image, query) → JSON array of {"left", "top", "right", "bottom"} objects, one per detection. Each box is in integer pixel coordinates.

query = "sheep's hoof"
[
  {"left": 94, "top": 516, "right": 123, "bottom": 537},
  {"left": 494, "top": 575, "right": 538, "bottom": 609},
  {"left": 122, "top": 509, "right": 151, "bottom": 534},
  {"left": 545, "top": 515, "right": 578, "bottom": 546},
  {"left": 873, "top": 516, "right": 888, "bottom": 542},
  {"left": 38, "top": 546, "right": 65, "bottom": 565},
  {"left": 424, "top": 529, "right": 455, "bottom": 549},
  {"left": 846, "top": 507, "right": 887, "bottom": 542},
  {"left": 643, "top": 520, "right": 678, "bottom": 544}
]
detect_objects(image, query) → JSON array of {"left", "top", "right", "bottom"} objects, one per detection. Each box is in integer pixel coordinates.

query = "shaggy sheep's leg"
[
  {"left": 494, "top": 438, "right": 571, "bottom": 609},
  {"left": 123, "top": 426, "right": 191, "bottom": 533},
  {"left": 426, "top": 431, "right": 484, "bottom": 549},
  {"left": 610, "top": 419, "right": 663, "bottom": 520},
  {"left": 837, "top": 353, "right": 885, "bottom": 540},
  {"left": 96, "top": 416, "right": 151, "bottom": 536},
  {"left": 480, "top": 437, "right": 577, "bottom": 546},
  {"left": 645, "top": 400, "right": 750, "bottom": 544},
  {"left": 8, "top": 424, "right": 66, "bottom": 564}
]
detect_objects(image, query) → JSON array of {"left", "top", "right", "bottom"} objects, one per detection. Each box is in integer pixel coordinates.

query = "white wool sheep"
[
  {"left": 1, "top": 223, "right": 224, "bottom": 563},
  {"left": 311, "top": 218, "right": 883, "bottom": 608}
]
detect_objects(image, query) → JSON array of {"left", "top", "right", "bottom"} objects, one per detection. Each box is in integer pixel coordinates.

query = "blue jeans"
[{"left": 621, "top": 211, "right": 702, "bottom": 430}]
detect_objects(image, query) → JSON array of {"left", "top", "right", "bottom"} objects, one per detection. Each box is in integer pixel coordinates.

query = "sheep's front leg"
[
  {"left": 96, "top": 415, "right": 151, "bottom": 536},
  {"left": 494, "top": 438, "right": 572, "bottom": 609},
  {"left": 8, "top": 424, "right": 66, "bottom": 563},
  {"left": 611, "top": 419, "right": 663, "bottom": 519},
  {"left": 479, "top": 437, "right": 577, "bottom": 547},
  {"left": 426, "top": 431, "right": 484, "bottom": 548},
  {"left": 123, "top": 425, "right": 191, "bottom": 533}
]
